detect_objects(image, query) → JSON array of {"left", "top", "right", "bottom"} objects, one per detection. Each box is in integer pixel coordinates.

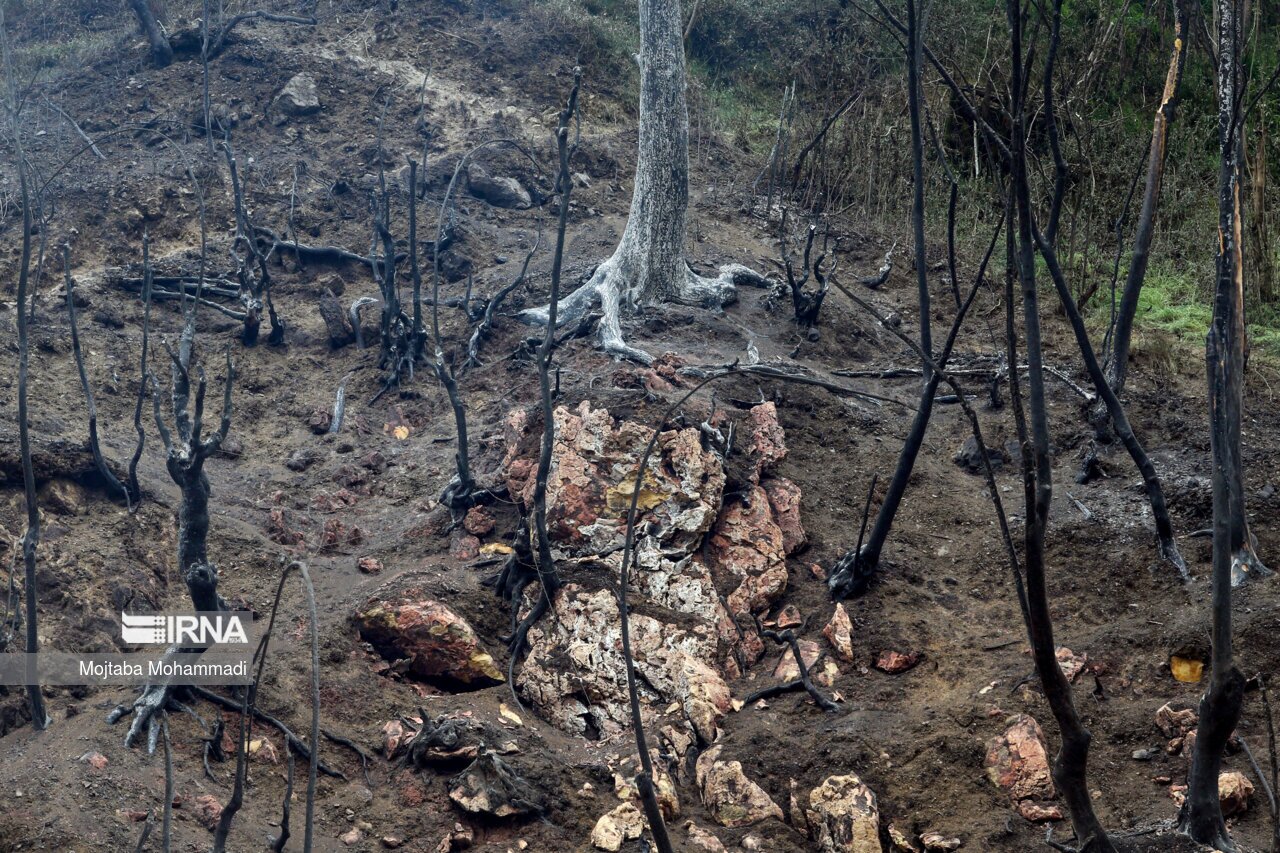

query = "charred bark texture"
[
  {"left": 128, "top": 0, "right": 174, "bottom": 68},
  {"left": 1007, "top": 0, "right": 1115, "bottom": 848},
  {"left": 1180, "top": 1, "right": 1252, "bottom": 847},
  {"left": 1107, "top": 0, "right": 1189, "bottom": 399}
]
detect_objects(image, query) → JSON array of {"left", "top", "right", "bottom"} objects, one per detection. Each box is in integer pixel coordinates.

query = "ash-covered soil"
[{"left": 0, "top": 3, "right": 1278, "bottom": 852}]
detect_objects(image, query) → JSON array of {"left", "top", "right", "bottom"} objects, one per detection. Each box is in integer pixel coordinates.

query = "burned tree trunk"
[
  {"left": 8, "top": 71, "right": 49, "bottom": 732},
  {"left": 128, "top": 0, "right": 174, "bottom": 68},
  {"left": 1007, "top": 0, "right": 1115, "bottom": 848},
  {"left": 1106, "top": 0, "right": 1189, "bottom": 400},
  {"left": 517, "top": 0, "right": 763, "bottom": 363},
  {"left": 827, "top": 0, "right": 935, "bottom": 597},
  {"left": 1180, "top": 1, "right": 1251, "bottom": 847},
  {"left": 110, "top": 317, "right": 236, "bottom": 750},
  {"left": 65, "top": 249, "right": 131, "bottom": 507}
]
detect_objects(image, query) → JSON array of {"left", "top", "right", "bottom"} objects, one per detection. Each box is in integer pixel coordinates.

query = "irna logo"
[{"left": 121, "top": 612, "right": 251, "bottom": 645}]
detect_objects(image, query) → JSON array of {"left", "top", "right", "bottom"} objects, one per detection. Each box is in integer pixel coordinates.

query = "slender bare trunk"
[
  {"left": 1180, "top": 2, "right": 1249, "bottom": 848},
  {"left": 1107, "top": 0, "right": 1189, "bottom": 395},
  {"left": 128, "top": 0, "right": 174, "bottom": 68}
]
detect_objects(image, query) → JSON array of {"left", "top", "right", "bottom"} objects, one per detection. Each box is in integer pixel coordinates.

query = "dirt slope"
[{"left": 1, "top": 3, "right": 1279, "bottom": 852}]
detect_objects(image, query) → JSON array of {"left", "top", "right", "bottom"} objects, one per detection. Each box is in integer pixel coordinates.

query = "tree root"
[{"left": 517, "top": 259, "right": 768, "bottom": 364}]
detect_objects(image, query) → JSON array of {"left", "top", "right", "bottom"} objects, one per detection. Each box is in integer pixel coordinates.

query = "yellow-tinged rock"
[{"left": 1170, "top": 656, "right": 1204, "bottom": 683}]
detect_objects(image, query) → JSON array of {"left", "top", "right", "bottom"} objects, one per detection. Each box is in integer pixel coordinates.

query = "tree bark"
[
  {"left": 1007, "top": 0, "right": 1114, "bottom": 847},
  {"left": 1180, "top": 1, "right": 1249, "bottom": 847},
  {"left": 517, "top": 0, "right": 762, "bottom": 363},
  {"left": 1106, "top": 0, "right": 1189, "bottom": 397},
  {"left": 127, "top": 0, "right": 174, "bottom": 68}
]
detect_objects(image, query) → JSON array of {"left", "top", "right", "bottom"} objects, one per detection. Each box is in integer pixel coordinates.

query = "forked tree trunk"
[
  {"left": 128, "top": 0, "right": 174, "bottom": 68},
  {"left": 1180, "top": 1, "right": 1249, "bottom": 847},
  {"left": 1106, "top": 0, "right": 1188, "bottom": 397},
  {"left": 517, "top": 0, "right": 760, "bottom": 363}
]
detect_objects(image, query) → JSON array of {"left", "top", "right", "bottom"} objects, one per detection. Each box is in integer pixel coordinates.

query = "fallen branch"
[{"left": 742, "top": 627, "right": 839, "bottom": 711}]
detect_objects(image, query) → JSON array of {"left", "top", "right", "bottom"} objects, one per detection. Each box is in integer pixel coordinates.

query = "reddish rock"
[
  {"left": 359, "top": 556, "right": 383, "bottom": 575},
  {"left": 774, "top": 604, "right": 803, "bottom": 629},
  {"left": 1055, "top": 647, "right": 1087, "bottom": 682},
  {"left": 874, "top": 650, "right": 921, "bottom": 674},
  {"left": 763, "top": 476, "right": 807, "bottom": 554},
  {"left": 463, "top": 507, "right": 496, "bottom": 536},
  {"left": 773, "top": 639, "right": 822, "bottom": 682},
  {"left": 320, "top": 518, "right": 347, "bottom": 550},
  {"left": 823, "top": 604, "right": 855, "bottom": 662},
  {"left": 307, "top": 409, "right": 331, "bottom": 434},
  {"left": 451, "top": 532, "right": 481, "bottom": 560},
  {"left": 1017, "top": 802, "right": 1063, "bottom": 822},
  {"left": 746, "top": 402, "right": 787, "bottom": 480},
  {"left": 355, "top": 596, "right": 504, "bottom": 687},
  {"left": 382, "top": 719, "right": 410, "bottom": 759},
  {"left": 708, "top": 486, "right": 788, "bottom": 616},
  {"left": 81, "top": 751, "right": 108, "bottom": 769},
  {"left": 266, "top": 508, "right": 306, "bottom": 547},
  {"left": 985, "top": 714, "right": 1057, "bottom": 815},
  {"left": 190, "top": 794, "right": 223, "bottom": 831}
]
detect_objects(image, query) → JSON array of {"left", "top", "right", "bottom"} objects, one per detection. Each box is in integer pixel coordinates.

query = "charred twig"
[
  {"left": 214, "top": 559, "right": 319, "bottom": 852},
  {"left": 270, "top": 747, "right": 295, "bottom": 853},
  {"left": 65, "top": 247, "right": 131, "bottom": 507},
  {"left": 743, "top": 627, "right": 839, "bottom": 711},
  {"left": 466, "top": 233, "right": 541, "bottom": 368},
  {"left": 189, "top": 686, "right": 346, "bottom": 781},
  {"left": 856, "top": 243, "right": 896, "bottom": 288},
  {"left": 126, "top": 235, "right": 155, "bottom": 510}
]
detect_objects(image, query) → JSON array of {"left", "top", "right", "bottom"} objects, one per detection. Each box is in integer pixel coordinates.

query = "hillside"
[{"left": 1, "top": 2, "right": 1279, "bottom": 852}]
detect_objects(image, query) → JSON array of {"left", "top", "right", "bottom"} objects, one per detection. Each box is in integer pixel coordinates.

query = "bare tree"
[
  {"left": 109, "top": 297, "right": 236, "bottom": 748},
  {"left": 2, "top": 3, "right": 49, "bottom": 731},
  {"left": 1105, "top": 0, "right": 1191, "bottom": 399},
  {"left": 1006, "top": 0, "right": 1115, "bottom": 847},
  {"left": 1180, "top": 0, "right": 1252, "bottom": 846},
  {"left": 517, "top": 0, "right": 764, "bottom": 363}
]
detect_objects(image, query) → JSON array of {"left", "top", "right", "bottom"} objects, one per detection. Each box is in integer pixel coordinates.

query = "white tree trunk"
[{"left": 520, "top": 0, "right": 761, "bottom": 363}]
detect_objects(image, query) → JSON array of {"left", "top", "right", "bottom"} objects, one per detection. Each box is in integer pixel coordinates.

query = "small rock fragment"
[
  {"left": 920, "top": 831, "right": 962, "bottom": 851},
  {"left": 822, "top": 604, "right": 855, "bottom": 662},
  {"left": 190, "top": 794, "right": 223, "bottom": 831},
  {"left": 81, "top": 751, "right": 108, "bottom": 770},
  {"left": 590, "top": 802, "right": 644, "bottom": 851},
  {"left": 695, "top": 746, "right": 784, "bottom": 827},
  {"left": 1016, "top": 802, "right": 1063, "bottom": 822},
  {"left": 685, "top": 821, "right": 728, "bottom": 851},
  {"left": 774, "top": 604, "right": 803, "bottom": 629},
  {"left": 874, "top": 650, "right": 921, "bottom": 674},
  {"left": 358, "top": 556, "right": 383, "bottom": 575},
  {"left": 1154, "top": 703, "right": 1197, "bottom": 738},
  {"left": 340, "top": 827, "right": 363, "bottom": 845}
]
